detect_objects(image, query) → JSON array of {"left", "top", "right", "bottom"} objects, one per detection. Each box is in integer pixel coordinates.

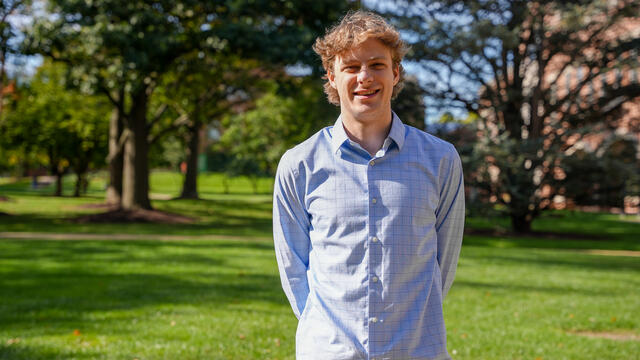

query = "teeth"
[{"left": 356, "top": 90, "right": 376, "bottom": 95}]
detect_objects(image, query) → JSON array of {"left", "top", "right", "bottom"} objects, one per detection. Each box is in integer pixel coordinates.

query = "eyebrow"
[{"left": 340, "top": 56, "right": 388, "bottom": 64}]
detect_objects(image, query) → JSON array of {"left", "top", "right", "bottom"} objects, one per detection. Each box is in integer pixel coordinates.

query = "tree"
[
  {"left": 391, "top": 75, "right": 426, "bottom": 130},
  {"left": 151, "top": 53, "right": 263, "bottom": 199},
  {"left": 25, "top": 0, "right": 356, "bottom": 210},
  {"left": 2, "top": 61, "right": 109, "bottom": 196},
  {"left": 379, "top": 0, "right": 640, "bottom": 232},
  {"left": 218, "top": 78, "right": 338, "bottom": 191}
]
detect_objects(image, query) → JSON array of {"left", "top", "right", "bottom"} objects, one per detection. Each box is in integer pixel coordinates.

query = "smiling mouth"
[{"left": 354, "top": 89, "right": 380, "bottom": 97}]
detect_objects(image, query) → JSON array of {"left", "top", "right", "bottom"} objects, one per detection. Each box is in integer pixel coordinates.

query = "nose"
[{"left": 357, "top": 67, "right": 373, "bottom": 84}]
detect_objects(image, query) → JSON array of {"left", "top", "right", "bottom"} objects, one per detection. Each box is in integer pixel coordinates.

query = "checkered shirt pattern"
[{"left": 273, "top": 113, "right": 465, "bottom": 360}]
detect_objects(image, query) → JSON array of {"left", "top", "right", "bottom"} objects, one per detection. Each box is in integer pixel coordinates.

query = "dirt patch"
[
  {"left": 568, "top": 330, "right": 640, "bottom": 341},
  {"left": 72, "top": 208, "right": 195, "bottom": 224},
  {"left": 465, "top": 228, "right": 606, "bottom": 240}
]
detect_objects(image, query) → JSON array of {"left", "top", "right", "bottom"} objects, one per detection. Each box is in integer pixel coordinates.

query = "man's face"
[{"left": 328, "top": 37, "right": 399, "bottom": 122}]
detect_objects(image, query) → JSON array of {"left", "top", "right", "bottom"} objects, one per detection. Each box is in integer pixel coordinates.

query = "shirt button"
[
  {"left": 370, "top": 317, "right": 378, "bottom": 323},
  {"left": 372, "top": 276, "right": 379, "bottom": 283},
  {"left": 371, "top": 236, "right": 379, "bottom": 243},
  {"left": 372, "top": 198, "right": 377, "bottom": 204},
  {"left": 369, "top": 160, "right": 375, "bottom": 166}
]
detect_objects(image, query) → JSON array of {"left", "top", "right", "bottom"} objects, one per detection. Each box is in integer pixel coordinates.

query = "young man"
[{"left": 273, "top": 11, "right": 465, "bottom": 360}]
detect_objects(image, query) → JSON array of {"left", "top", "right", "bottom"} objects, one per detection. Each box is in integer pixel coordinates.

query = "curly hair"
[{"left": 313, "top": 10, "right": 410, "bottom": 105}]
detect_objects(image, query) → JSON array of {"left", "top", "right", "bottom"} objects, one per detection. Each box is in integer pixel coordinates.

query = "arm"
[
  {"left": 273, "top": 151, "right": 311, "bottom": 319},
  {"left": 435, "top": 145, "right": 465, "bottom": 298}
]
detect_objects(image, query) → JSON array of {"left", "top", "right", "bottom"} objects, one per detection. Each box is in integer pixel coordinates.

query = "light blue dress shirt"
[{"left": 273, "top": 113, "right": 465, "bottom": 360}]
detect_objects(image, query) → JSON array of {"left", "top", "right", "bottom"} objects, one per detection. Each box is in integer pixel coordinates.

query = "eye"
[
  {"left": 343, "top": 65, "right": 359, "bottom": 72},
  {"left": 371, "top": 63, "right": 386, "bottom": 69}
]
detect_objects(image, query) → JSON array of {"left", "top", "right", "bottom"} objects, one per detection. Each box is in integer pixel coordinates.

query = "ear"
[
  {"left": 327, "top": 70, "right": 337, "bottom": 89},
  {"left": 392, "top": 64, "right": 400, "bottom": 86}
]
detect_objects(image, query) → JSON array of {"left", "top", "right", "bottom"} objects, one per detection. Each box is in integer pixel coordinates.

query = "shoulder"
[
  {"left": 277, "top": 126, "right": 332, "bottom": 178},
  {"left": 403, "top": 125, "right": 460, "bottom": 161}
]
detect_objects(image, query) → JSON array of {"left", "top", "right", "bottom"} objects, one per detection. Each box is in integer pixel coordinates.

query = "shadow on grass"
[
  {"left": 0, "top": 344, "right": 98, "bottom": 360},
  {"left": 463, "top": 234, "right": 640, "bottom": 252},
  {"left": 0, "top": 196, "right": 273, "bottom": 237},
  {"left": 467, "top": 211, "right": 640, "bottom": 243},
  {"left": 0, "top": 240, "right": 285, "bottom": 332},
  {"left": 453, "top": 280, "right": 614, "bottom": 296},
  {"left": 479, "top": 253, "right": 640, "bottom": 273}
]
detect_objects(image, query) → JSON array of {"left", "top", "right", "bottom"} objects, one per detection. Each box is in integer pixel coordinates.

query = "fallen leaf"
[
  {"left": 535, "top": 357, "right": 543, "bottom": 360},
  {"left": 569, "top": 314, "right": 574, "bottom": 319},
  {"left": 73, "top": 329, "right": 81, "bottom": 336},
  {"left": 274, "top": 338, "right": 281, "bottom": 347},
  {"left": 611, "top": 317, "right": 617, "bottom": 323},
  {"left": 461, "top": 333, "right": 468, "bottom": 339},
  {"left": 170, "top": 321, "right": 176, "bottom": 326},
  {"left": 238, "top": 334, "right": 246, "bottom": 340},
  {"left": 6, "top": 338, "right": 20, "bottom": 345}
]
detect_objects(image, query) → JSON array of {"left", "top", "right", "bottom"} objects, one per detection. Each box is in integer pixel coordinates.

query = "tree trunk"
[
  {"left": 55, "top": 173, "right": 63, "bottom": 196},
  {"left": 106, "top": 107, "right": 124, "bottom": 206},
  {"left": 48, "top": 146, "right": 63, "bottom": 197},
  {"left": 81, "top": 177, "right": 89, "bottom": 194},
  {"left": 510, "top": 213, "right": 532, "bottom": 233},
  {"left": 50, "top": 162, "right": 63, "bottom": 197},
  {"left": 122, "top": 88, "right": 152, "bottom": 210},
  {"left": 73, "top": 165, "right": 88, "bottom": 197},
  {"left": 74, "top": 172, "right": 84, "bottom": 197},
  {"left": 73, "top": 153, "right": 90, "bottom": 197},
  {"left": 180, "top": 117, "right": 201, "bottom": 199}
]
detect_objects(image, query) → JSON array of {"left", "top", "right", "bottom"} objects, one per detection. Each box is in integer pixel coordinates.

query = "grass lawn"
[{"left": 0, "top": 172, "right": 639, "bottom": 359}]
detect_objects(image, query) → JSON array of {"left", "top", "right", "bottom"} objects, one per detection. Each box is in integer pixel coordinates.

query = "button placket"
[{"left": 367, "top": 156, "right": 385, "bottom": 356}]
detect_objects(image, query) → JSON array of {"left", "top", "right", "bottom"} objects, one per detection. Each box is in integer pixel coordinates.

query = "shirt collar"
[
  {"left": 330, "top": 115, "right": 350, "bottom": 154},
  {"left": 388, "top": 111, "right": 406, "bottom": 151},
  {"left": 330, "top": 112, "right": 406, "bottom": 154}
]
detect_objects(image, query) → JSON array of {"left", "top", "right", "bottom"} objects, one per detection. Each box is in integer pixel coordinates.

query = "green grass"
[
  {"left": 0, "top": 239, "right": 294, "bottom": 360},
  {"left": 0, "top": 172, "right": 273, "bottom": 236},
  {"left": 0, "top": 172, "right": 639, "bottom": 359}
]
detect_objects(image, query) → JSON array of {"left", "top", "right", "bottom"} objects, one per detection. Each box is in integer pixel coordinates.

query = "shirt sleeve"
[
  {"left": 273, "top": 151, "right": 311, "bottom": 319},
  {"left": 434, "top": 145, "right": 465, "bottom": 298}
]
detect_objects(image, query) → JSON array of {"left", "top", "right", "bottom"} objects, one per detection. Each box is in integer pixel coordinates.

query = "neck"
[{"left": 341, "top": 110, "right": 393, "bottom": 156}]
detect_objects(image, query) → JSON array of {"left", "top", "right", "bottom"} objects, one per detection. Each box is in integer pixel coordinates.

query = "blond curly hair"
[{"left": 313, "top": 10, "right": 410, "bottom": 105}]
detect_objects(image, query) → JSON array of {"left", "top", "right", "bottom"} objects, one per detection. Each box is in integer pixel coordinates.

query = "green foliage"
[
  {"left": 24, "top": 0, "right": 357, "bottom": 106},
  {"left": 21, "top": 0, "right": 355, "bottom": 205},
  {"left": 560, "top": 136, "right": 638, "bottom": 207},
  {"left": 2, "top": 61, "right": 109, "bottom": 176},
  {"left": 218, "top": 79, "right": 338, "bottom": 179},
  {"left": 391, "top": 76, "right": 426, "bottom": 130}
]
